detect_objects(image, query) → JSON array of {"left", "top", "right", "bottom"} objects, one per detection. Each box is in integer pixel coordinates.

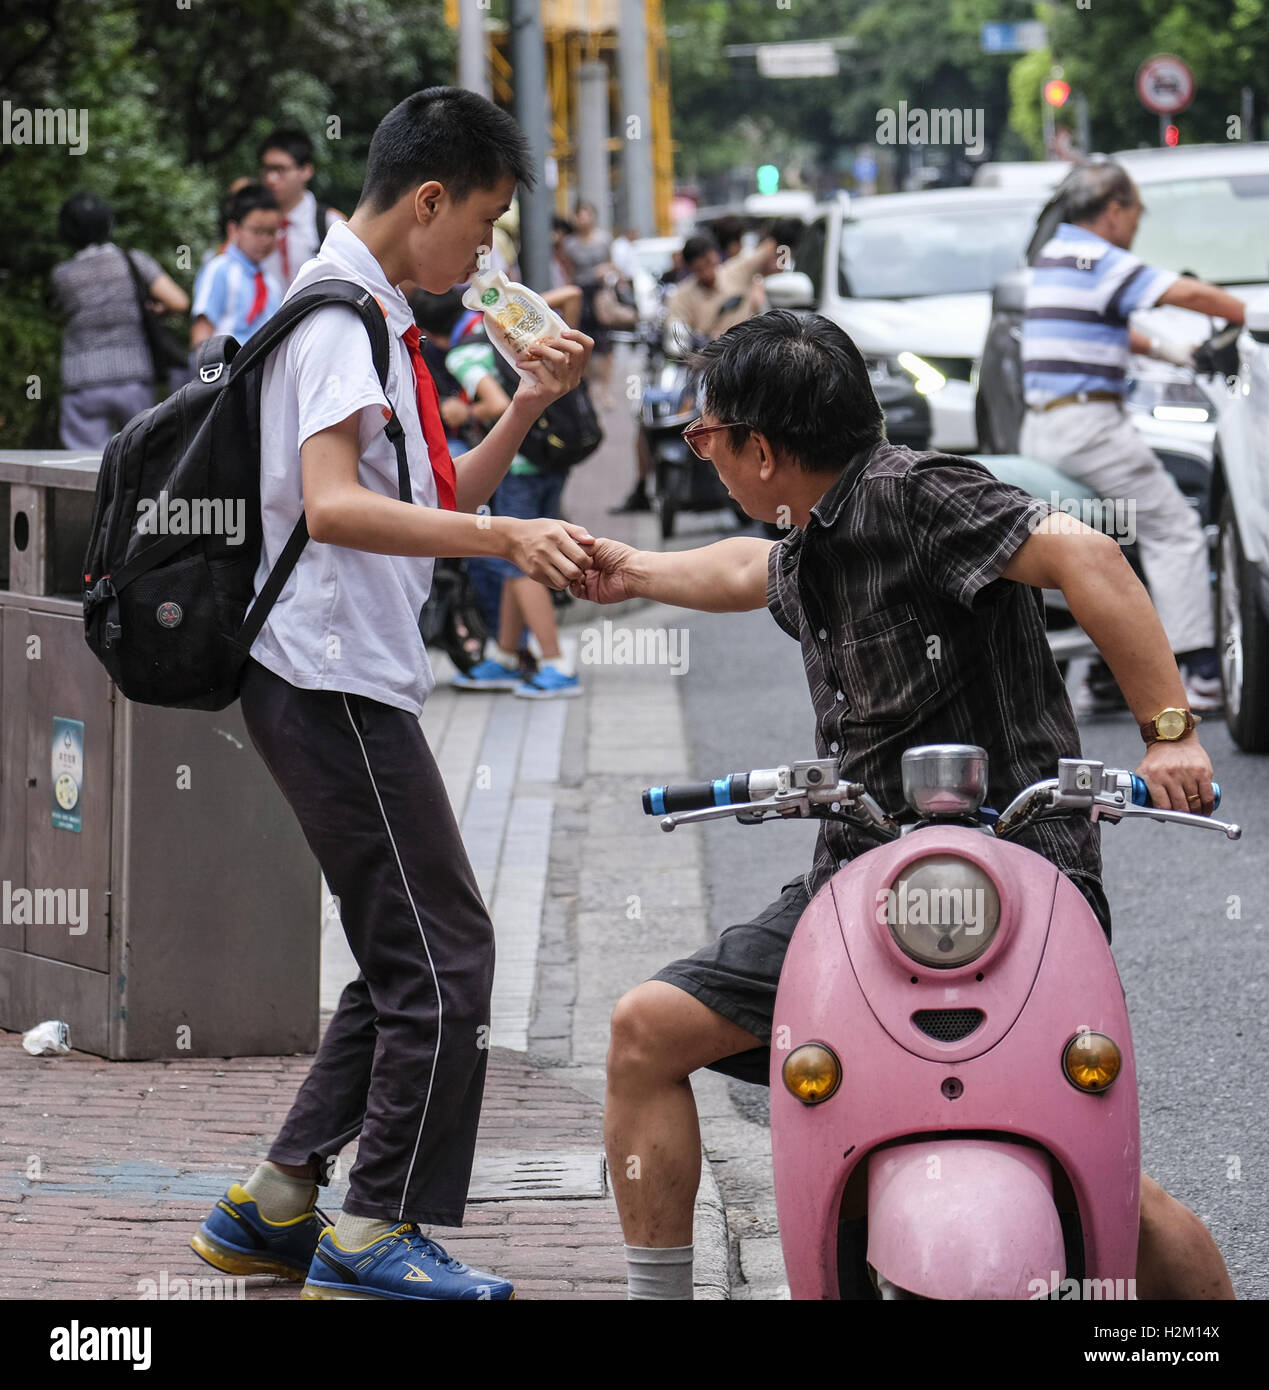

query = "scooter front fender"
[{"left": 867, "top": 1139, "right": 1065, "bottom": 1300}]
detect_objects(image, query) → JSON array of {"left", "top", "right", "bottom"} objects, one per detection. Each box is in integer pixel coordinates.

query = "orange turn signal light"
[
  {"left": 1063, "top": 1031, "right": 1122, "bottom": 1093},
  {"left": 782, "top": 1043, "right": 842, "bottom": 1105}
]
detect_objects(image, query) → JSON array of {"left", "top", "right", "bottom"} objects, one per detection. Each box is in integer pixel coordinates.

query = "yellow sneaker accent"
[
  {"left": 227, "top": 1181, "right": 317, "bottom": 1227},
  {"left": 402, "top": 1261, "right": 433, "bottom": 1282},
  {"left": 189, "top": 1229, "right": 308, "bottom": 1282}
]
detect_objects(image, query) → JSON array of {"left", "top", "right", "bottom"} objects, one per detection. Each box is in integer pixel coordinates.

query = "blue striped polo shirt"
[
  {"left": 1022, "top": 223, "right": 1177, "bottom": 407},
  {"left": 192, "top": 242, "right": 280, "bottom": 343}
]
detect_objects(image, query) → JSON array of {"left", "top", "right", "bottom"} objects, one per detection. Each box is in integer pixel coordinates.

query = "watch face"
[{"left": 1157, "top": 709, "right": 1187, "bottom": 740}]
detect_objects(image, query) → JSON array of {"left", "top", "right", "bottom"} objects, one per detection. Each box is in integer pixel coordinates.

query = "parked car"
[
  {"left": 1213, "top": 301, "right": 1269, "bottom": 750},
  {"left": 758, "top": 187, "right": 1045, "bottom": 451}
]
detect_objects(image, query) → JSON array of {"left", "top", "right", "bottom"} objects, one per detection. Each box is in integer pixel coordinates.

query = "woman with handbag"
[{"left": 50, "top": 191, "right": 189, "bottom": 448}]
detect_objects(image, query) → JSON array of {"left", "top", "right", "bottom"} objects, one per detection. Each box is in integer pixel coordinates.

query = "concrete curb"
[{"left": 692, "top": 1148, "right": 731, "bottom": 1300}]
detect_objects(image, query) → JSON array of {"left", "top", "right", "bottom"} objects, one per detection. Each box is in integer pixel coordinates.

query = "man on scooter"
[
  {"left": 1019, "top": 160, "right": 1245, "bottom": 715},
  {"left": 571, "top": 309, "right": 1234, "bottom": 1301}
]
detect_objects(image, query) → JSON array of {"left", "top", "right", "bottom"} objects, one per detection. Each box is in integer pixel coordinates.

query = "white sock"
[
  {"left": 333, "top": 1212, "right": 398, "bottom": 1249},
  {"left": 495, "top": 645, "right": 521, "bottom": 669},
  {"left": 625, "top": 1243, "right": 694, "bottom": 1300},
  {"left": 242, "top": 1163, "right": 317, "bottom": 1222}
]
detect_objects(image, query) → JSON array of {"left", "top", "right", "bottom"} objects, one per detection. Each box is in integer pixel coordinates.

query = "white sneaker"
[{"left": 1183, "top": 672, "right": 1224, "bottom": 713}]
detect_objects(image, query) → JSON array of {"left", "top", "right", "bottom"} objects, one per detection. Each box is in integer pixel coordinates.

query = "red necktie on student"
[
  {"left": 246, "top": 270, "right": 267, "bottom": 325},
  {"left": 402, "top": 324, "right": 458, "bottom": 512},
  {"left": 278, "top": 218, "right": 290, "bottom": 281}
]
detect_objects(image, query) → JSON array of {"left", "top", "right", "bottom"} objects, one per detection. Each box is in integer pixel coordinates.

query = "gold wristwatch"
[{"left": 1140, "top": 707, "right": 1200, "bottom": 744}]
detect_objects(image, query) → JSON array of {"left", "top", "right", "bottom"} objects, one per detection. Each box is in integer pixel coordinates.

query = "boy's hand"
[
  {"left": 504, "top": 517, "right": 595, "bottom": 590},
  {"left": 513, "top": 328, "right": 593, "bottom": 409},
  {"left": 569, "top": 537, "right": 638, "bottom": 604}
]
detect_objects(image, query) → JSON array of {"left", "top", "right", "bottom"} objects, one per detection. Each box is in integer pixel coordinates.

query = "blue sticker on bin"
[{"left": 51, "top": 717, "right": 84, "bottom": 834}]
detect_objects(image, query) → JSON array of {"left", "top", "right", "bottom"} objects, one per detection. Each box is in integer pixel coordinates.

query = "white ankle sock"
[
  {"left": 625, "top": 1243, "right": 694, "bottom": 1300},
  {"left": 334, "top": 1212, "right": 398, "bottom": 1249},
  {"left": 242, "top": 1163, "right": 317, "bottom": 1221},
  {"left": 495, "top": 645, "right": 520, "bottom": 669}
]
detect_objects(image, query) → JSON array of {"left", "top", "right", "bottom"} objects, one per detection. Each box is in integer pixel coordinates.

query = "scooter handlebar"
[
  {"left": 1130, "top": 774, "right": 1220, "bottom": 810},
  {"left": 643, "top": 775, "right": 750, "bottom": 815}
]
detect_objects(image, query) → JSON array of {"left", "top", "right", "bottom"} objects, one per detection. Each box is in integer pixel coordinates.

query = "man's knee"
[
  {"left": 608, "top": 983, "right": 683, "bottom": 1087},
  {"left": 608, "top": 981, "right": 752, "bottom": 1089}
]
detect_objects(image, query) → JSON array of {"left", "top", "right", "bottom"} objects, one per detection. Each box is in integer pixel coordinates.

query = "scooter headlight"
[
  {"left": 782, "top": 1043, "right": 842, "bottom": 1104},
  {"left": 881, "top": 855, "right": 1001, "bottom": 968}
]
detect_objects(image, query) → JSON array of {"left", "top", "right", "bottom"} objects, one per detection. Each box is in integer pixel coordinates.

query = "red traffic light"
[
  {"left": 1044, "top": 79, "right": 1072, "bottom": 108},
  {"left": 1164, "top": 123, "right": 1180, "bottom": 146}
]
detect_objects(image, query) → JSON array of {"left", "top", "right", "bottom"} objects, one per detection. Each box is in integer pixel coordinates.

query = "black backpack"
[
  {"left": 83, "top": 279, "right": 412, "bottom": 710},
  {"left": 463, "top": 319, "right": 603, "bottom": 474}
]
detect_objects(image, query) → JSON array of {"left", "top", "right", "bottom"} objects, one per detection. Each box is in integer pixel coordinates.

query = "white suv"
[{"left": 768, "top": 187, "right": 1044, "bottom": 451}]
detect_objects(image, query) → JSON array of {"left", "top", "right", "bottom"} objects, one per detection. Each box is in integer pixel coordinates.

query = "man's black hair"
[
  {"left": 1061, "top": 161, "right": 1139, "bottom": 225},
  {"left": 359, "top": 87, "right": 535, "bottom": 214},
  {"left": 712, "top": 215, "right": 745, "bottom": 253},
  {"left": 258, "top": 128, "right": 315, "bottom": 168},
  {"left": 226, "top": 182, "right": 279, "bottom": 226},
  {"left": 687, "top": 310, "right": 885, "bottom": 474},
  {"left": 682, "top": 234, "right": 719, "bottom": 267},
  {"left": 410, "top": 286, "right": 467, "bottom": 338},
  {"left": 552, "top": 214, "right": 575, "bottom": 235},
  {"left": 58, "top": 191, "right": 113, "bottom": 248}
]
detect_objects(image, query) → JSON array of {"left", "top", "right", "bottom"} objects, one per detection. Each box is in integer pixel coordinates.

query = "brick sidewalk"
[{"left": 0, "top": 1029, "right": 625, "bottom": 1301}]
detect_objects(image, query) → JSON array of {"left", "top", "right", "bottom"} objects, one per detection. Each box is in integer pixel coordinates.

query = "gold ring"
[{"left": 1187, "top": 794, "right": 1201, "bottom": 805}]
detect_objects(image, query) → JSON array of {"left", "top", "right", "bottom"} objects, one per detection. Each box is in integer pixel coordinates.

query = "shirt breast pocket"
[{"left": 836, "top": 603, "right": 941, "bottom": 724}]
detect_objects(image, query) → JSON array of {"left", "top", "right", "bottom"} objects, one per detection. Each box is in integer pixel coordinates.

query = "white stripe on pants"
[{"left": 1019, "top": 402, "right": 1212, "bottom": 653}]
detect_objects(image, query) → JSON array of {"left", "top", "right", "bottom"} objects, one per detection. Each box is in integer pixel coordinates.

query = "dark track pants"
[{"left": 239, "top": 658, "right": 494, "bottom": 1225}]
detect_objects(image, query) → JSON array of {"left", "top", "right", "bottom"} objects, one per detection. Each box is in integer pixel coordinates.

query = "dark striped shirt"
[{"left": 766, "top": 439, "right": 1111, "bottom": 936}]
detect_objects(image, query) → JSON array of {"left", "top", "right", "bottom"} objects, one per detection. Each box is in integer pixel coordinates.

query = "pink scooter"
[{"left": 644, "top": 745, "right": 1240, "bottom": 1300}]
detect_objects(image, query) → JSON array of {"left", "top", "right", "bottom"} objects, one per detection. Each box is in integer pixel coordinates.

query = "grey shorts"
[{"left": 652, "top": 876, "right": 811, "bottom": 1087}]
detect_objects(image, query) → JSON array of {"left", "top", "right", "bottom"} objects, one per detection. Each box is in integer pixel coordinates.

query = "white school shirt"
[
  {"left": 260, "top": 189, "right": 345, "bottom": 295},
  {"left": 250, "top": 220, "right": 439, "bottom": 716}
]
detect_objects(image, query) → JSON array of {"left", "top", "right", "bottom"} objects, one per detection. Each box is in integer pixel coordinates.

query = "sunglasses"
[{"left": 682, "top": 417, "right": 747, "bottom": 461}]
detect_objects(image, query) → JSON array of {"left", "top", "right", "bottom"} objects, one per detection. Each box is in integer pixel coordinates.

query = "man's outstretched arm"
[{"left": 571, "top": 535, "right": 775, "bottom": 613}]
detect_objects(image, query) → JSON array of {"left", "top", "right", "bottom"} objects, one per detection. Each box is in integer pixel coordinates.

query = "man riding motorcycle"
[{"left": 571, "top": 309, "right": 1234, "bottom": 1301}]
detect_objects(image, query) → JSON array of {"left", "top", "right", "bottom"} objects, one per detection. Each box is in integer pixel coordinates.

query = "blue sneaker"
[
  {"left": 301, "top": 1224, "right": 515, "bottom": 1301},
  {"left": 190, "top": 1183, "right": 332, "bottom": 1281},
  {"left": 450, "top": 658, "right": 522, "bottom": 691},
  {"left": 514, "top": 664, "right": 582, "bottom": 699}
]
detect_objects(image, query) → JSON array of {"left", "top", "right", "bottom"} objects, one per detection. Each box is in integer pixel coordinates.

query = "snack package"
[{"left": 461, "top": 270, "right": 567, "bottom": 385}]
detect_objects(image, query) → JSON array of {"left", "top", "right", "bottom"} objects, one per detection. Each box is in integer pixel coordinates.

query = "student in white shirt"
[
  {"left": 257, "top": 128, "right": 347, "bottom": 293},
  {"left": 189, "top": 88, "right": 593, "bottom": 1303}
]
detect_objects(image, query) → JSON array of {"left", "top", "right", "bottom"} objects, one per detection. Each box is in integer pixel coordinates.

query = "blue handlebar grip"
[{"left": 1130, "top": 775, "right": 1220, "bottom": 809}]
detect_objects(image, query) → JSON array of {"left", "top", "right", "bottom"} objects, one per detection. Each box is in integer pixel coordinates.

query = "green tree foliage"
[
  {"left": 664, "top": 0, "right": 1037, "bottom": 194},
  {"left": 0, "top": 0, "right": 454, "bottom": 447}
]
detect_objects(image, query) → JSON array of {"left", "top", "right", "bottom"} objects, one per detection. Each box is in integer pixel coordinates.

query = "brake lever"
[{"left": 1093, "top": 796, "right": 1241, "bottom": 839}]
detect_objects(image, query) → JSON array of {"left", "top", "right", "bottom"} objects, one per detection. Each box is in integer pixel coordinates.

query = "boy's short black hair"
[
  {"left": 410, "top": 286, "right": 467, "bottom": 338},
  {"left": 226, "top": 182, "right": 279, "bottom": 226},
  {"left": 687, "top": 310, "right": 885, "bottom": 474},
  {"left": 359, "top": 87, "right": 535, "bottom": 214},
  {"left": 683, "top": 234, "right": 719, "bottom": 267},
  {"left": 59, "top": 191, "right": 113, "bottom": 248},
  {"left": 258, "top": 128, "right": 315, "bottom": 167}
]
